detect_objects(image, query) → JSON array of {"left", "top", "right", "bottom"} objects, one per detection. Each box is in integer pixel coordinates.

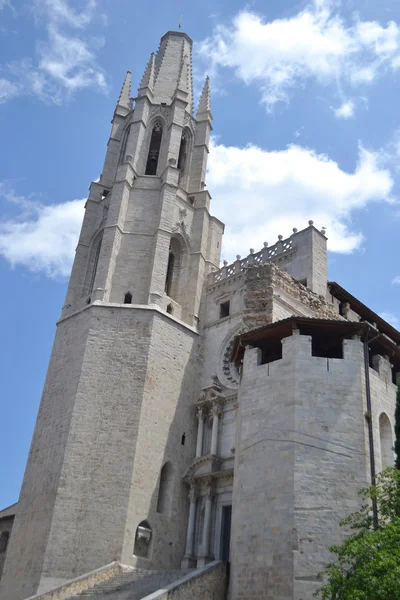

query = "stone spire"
[
  {"left": 138, "top": 52, "right": 156, "bottom": 95},
  {"left": 152, "top": 31, "right": 193, "bottom": 111},
  {"left": 197, "top": 76, "right": 211, "bottom": 118},
  {"left": 116, "top": 70, "right": 131, "bottom": 112}
]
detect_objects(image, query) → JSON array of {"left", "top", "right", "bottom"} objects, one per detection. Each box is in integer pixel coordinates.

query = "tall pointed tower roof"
[{"left": 152, "top": 31, "right": 193, "bottom": 112}]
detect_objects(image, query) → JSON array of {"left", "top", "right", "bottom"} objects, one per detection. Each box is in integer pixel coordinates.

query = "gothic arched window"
[
  {"left": 164, "top": 237, "right": 186, "bottom": 303},
  {"left": 379, "top": 412, "right": 393, "bottom": 470},
  {"left": 156, "top": 461, "right": 174, "bottom": 516},
  {"left": 145, "top": 122, "right": 163, "bottom": 175},
  {"left": 133, "top": 520, "right": 152, "bottom": 559},
  {"left": 124, "top": 292, "right": 132, "bottom": 304}
]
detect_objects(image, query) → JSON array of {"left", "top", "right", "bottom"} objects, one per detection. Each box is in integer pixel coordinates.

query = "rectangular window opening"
[
  {"left": 261, "top": 341, "right": 283, "bottom": 365},
  {"left": 220, "top": 301, "right": 230, "bottom": 319},
  {"left": 312, "top": 336, "right": 343, "bottom": 359}
]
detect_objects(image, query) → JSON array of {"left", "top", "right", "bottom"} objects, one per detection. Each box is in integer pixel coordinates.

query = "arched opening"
[
  {"left": 87, "top": 231, "right": 103, "bottom": 295},
  {"left": 119, "top": 124, "right": 131, "bottom": 163},
  {"left": 156, "top": 462, "right": 174, "bottom": 516},
  {"left": 124, "top": 292, "right": 132, "bottom": 304},
  {"left": 145, "top": 122, "right": 163, "bottom": 175},
  {"left": 0, "top": 531, "right": 9, "bottom": 553},
  {"left": 164, "top": 237, "right": 186, "bottom": 303},
  {"left": 177, "top": 130, "right": 188, "bottom": 172},
  {"left": 166, "top": 303, "right": 173, "bottom": 315},
  {"left": 379, "top": 413, "right": 393, "bottom": 470},
  {"left": 133, "top": 520, "right": 152, "bottom": 558}
]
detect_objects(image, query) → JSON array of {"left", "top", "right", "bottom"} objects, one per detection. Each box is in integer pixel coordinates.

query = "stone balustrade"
[{"left": 208, "top": 234, "right": 294, "bottom": 285}]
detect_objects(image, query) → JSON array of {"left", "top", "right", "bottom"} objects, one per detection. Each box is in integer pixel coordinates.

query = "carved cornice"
[{"left": 186, "top": 468, "right": 234, "bottom": 487}]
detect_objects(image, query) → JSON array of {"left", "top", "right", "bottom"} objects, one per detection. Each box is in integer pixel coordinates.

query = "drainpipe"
[{"left": 363, "top": 324, "right": 380, "bottom": 530}]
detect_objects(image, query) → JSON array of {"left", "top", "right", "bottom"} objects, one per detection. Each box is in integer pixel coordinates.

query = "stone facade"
[{"left": 1, "top": 28, "right": 399, "bottom": 600}]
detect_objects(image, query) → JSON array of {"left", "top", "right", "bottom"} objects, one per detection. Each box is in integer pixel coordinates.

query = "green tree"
[{"left": 315, "top": 468, "right": 400, "bottom": 600}]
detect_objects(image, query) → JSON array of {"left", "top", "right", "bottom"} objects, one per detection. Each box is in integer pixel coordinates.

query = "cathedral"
[{"left": 0, "top": 29, "right": 399, "bottom": 600}]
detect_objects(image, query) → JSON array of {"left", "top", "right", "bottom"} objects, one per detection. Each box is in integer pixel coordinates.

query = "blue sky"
[{"left": 0, "top": 0, "right": 399, "bottom": 509}]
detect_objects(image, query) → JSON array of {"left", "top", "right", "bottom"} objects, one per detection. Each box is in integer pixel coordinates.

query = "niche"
[
  {"left": 133, "top": 520, "right": 152, "bottom": 558},
  {"left": 156, "top": 462, "right": 174, "bottom": 516},
  {"left": 379, "top": 413, "right": 393, "bottom": 470},
  {"left": 124, "top": 292, "right": 132, "bottom": 304}
]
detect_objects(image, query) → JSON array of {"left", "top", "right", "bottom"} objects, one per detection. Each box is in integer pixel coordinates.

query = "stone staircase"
[{"left": 63, "top": 569, "right": 188, "bottom": 600}]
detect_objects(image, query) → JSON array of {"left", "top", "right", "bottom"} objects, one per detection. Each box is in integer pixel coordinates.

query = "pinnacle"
[
  {"left": 197, "top": 76, "right": 211, "bottom": 116},
  {"left": 139, "top": 52, "right": 156, "bottom": 91},
  {"left": 117, "top": 70, "right": 132, "bottom": 109}
]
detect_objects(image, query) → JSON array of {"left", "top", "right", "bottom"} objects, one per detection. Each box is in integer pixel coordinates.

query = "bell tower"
[
  {"left": 63, "top": 30, "right": 221, "bottom": 326},
  {"left": 1, "top": 31, "right": 224, "bottom": 600}
]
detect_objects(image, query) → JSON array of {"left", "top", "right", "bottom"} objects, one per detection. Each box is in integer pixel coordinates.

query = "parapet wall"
[{"left": 142, "top": 561, "right": 227, "bottom": 600}]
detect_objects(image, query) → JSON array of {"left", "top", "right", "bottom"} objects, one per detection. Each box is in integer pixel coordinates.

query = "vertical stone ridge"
[
  {"left": 197, "top": 76, "right": 211, "bottom": 117},
  {"left": 117, "top": 71, "right": 131, "bottom": 110},
  {"left": 138, "top": 53, "right": 155, "bottom": 92},
  {"left": 153, "top": 35, "right": 170, "bottom": 85}
]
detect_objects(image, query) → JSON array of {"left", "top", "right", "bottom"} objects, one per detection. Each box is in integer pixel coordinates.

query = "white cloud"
[
  {"left": 0, "top": 188, "right": 84, "bottom": 278},
  {"left": 0, "top": 78, "right": 20, "bottom": 103},
  {"left": 0, "top": 0, "right": 14, "bottom": 11},
  {"left": 207, "top": 139, "right": 394, "bottom": 259},
  {"left": 33, "top": 0, "right": 97, "bottom": 29},
  {"left": 198, "top": 2, "right": 400, "bottom": 110},
  {"left": 0, "top": 140, "right": 394, "bottom": 278},
  {"left": 392, "top": 276, "right": 400, "bottom": 284},
  {"left": 1, "top": 0, "right": 106, "bottom": 104},
  {"left": 332, "top": 99, "right": 355, "bottom": 119},
  {"left": 380, "top": 311, "right": 400, "bottom": 329}
]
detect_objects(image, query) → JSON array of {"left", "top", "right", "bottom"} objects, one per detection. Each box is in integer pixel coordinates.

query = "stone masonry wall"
[
  {"left": 244, "top": 262, "right": 340, "bottom": 331},
  {"left": 121, "top": 311, "right": 200, "bottom": 570}
]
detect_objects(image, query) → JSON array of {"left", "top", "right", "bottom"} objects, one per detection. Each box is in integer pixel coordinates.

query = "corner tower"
[{"left": 0, "top": 31, "right": 224, "bottom": 600}]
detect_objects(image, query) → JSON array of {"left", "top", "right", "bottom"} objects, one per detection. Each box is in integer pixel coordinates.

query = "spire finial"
[
  {"left": 117, "top": 70, "right": 132, "bottom": 110},
  {"left": 178, "top": 14, "right": 182, "bottom": 29},
  {"left": 197, "top": 75, "right": 211, "bottom": 117},
  {"left": 138, "top": 52, "right": 156, "bottom": 93}
]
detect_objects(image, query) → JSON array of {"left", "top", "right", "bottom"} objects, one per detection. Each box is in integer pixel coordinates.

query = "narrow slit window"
[
  {"left": 177, "top": 131, "right": 187, "bottom": 171},
  {"left": 145, "top": 123, "right": 162, "bottom": 175},
  {"left": 220, "top": 301, "right": 230, "bottom": 319},
  {"left": 165, "top": 251, "right": 175, "bottom": 297}
]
